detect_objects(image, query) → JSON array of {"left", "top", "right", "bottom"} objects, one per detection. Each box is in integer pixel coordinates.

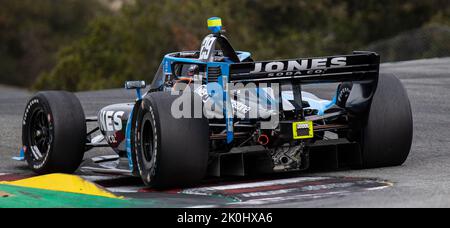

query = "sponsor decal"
[
  {"left": 249, "top": 57, "right": 347, "bottom": 77},
  {"left": 231, "top": 100, "right": 251, "bottom": 114},
  {"left": 194, "top": 85, "right": 252, "bottom": 115},
  {"left": 175, "top": 82, "right": 279, "bottom": 129},
  {"left": 100, "top": 111, "right": 125, "bottom": 132},
  {"left": 106, "top": 135, "right": 118, "bottom": 144},
  {"left": 194, "top": 85, "right": 210, "bottom": 103}
]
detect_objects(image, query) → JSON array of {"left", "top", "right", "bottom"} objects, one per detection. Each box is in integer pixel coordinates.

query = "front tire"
[
  {"left": 360, "top": 74, "right": 413, "bottom": 168},
  {"left": 22, "top": 91, "right": 86, "bottom": 174},
  {"left": 134, "top": 91, "right": 209, "bottom": 188}
]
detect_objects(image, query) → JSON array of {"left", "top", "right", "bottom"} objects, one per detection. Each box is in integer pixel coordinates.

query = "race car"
[{"left": 18, "top": 17, "right": 413, "bottom": 188}]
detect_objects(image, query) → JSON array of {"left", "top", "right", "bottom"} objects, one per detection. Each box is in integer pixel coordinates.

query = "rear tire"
[
  {"left": 134, "top": 91, "right": 209, "bottom": 188},
  {"left": 22, "top": 91, "right": 86, "bottom": 174},
  {"left": 360, "top": 74, "right": 413, "bottom": 168}
]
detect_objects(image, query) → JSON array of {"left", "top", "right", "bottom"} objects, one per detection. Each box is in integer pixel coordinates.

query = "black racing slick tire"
[
  {"left": 22, "top": 91, "right": 86, "bottom": 174},
  {"left": 134, "top": 91, "right": 209, "bottom": 188},
  {"left": 360, "top": 74, "right": 413, "bottom": 168}
]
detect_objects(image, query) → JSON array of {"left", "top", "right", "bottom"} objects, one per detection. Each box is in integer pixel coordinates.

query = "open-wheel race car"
[{"left": 17, "top": 18, "right": 413, "bottom": 188}]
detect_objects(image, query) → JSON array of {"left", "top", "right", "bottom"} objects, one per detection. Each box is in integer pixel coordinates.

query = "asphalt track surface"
[{"left": 0, "top": 58, "right": 449, "bottom": 207}]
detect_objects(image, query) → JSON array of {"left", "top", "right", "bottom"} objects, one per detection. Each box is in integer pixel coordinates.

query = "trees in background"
[
  {"left": 1, "top": 0, "right": 448, "bottom": 91},
  {"left": 0, "top": 0, "right": 107, "bottom": 87}
]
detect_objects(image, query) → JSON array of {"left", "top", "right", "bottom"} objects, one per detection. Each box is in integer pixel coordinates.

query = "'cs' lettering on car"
[
  {"left": 100, "top": 111, "right": 125, "bottom": 132},
  {"left": 250, "top": 57, "right": 347, "bottom": 76}
]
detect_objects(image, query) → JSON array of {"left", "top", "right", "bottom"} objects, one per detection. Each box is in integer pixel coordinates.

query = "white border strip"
[
  {"left": 230, "top": 190, "right": 350, "bottom": 206},
  {"left": 106, "top": 186, "right": 144, "bottom": 193},
  {"left": 182, "top": 177, "right": 331, "bottom": 194},
  {"left": 80, "top": 175, "right": 124, "bottom": 182}
]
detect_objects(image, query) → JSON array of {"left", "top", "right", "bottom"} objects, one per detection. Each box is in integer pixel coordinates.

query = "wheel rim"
[
  {"left": 27, "top": 108, "right": 51, "bottom": 162},
  {"left": 141, "top": 120, "right": 154, "bottom": 163}
]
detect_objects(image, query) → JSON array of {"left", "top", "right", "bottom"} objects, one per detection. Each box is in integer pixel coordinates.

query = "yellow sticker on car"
[{"left": 292, "top": 121, "right": 314, "bottom": 139}]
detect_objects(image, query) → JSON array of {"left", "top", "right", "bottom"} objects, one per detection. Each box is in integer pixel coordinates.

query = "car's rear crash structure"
[{"left": 18, "top": 18, "right": 413, "bottom": 188}]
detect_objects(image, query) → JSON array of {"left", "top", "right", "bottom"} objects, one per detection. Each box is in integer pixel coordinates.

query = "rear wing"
[
  {"left": 229, "top": 52, "right": 380, "bottom": 84},
  {"left": 206, "top": 51, "right": 380, "bottom": 144}
]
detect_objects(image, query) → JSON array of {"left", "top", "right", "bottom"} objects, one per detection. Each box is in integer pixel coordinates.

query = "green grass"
[{"left": 0, "top": 184, "right": 167, "bottom": 208}]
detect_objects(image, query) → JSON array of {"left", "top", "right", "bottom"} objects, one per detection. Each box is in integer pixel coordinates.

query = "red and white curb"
[
  {"left": 182, "top": 176, "right": 392, "bottom": 207},
  {"left": 0, "top": 173, "right": 35, "bottom": 182},
  {"left": 181, "top": 177, "right": 331, "bottom": 195},
  {"left": 0, "top": 173, "right": 393, "bottom": 207}
]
